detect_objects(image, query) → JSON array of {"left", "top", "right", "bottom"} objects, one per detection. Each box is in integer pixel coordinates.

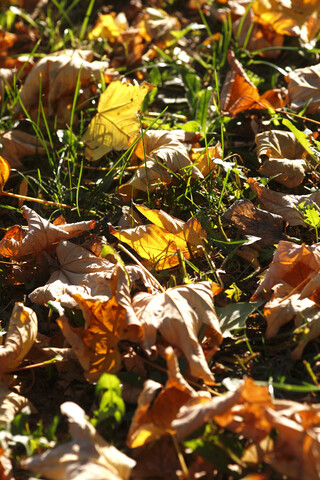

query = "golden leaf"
[
  {"left": 0, "top": 156, "right": 10, "bottom": 192},
  {"left": 82, "top": 80, "right": 155, "bottom": 161}
]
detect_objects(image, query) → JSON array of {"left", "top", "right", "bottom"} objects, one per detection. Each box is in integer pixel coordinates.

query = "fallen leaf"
[
  {"left": 255, "top": 130, "right": 309, "bottom": 187},
  {"left": 127, "top": 346, "right": 211, "bottom": 448},
  {"left": 251, "top": 240, "right": 320, "bottom": 358},
  {"left": 88, "top": 12, "right": 129, "bottom": 42},
  {"left": 132, "top": 282, "right": 222, "bottom": 385},
  {"left": 220, "top": 51, "right": 285, "bottom": 117},
  {"left": 29, "top": 240, "right": 159, "bottom": 308},
  {"left": 0, "top": 206, "right": 95, "bottom": 259},
  {"left": 111, "top": 205, "right": 206, "bottom": 270},
  {"left": 57, "top": 266, "right": 144, "bottom": 382},
  {"left": 247, "top": 177, "right": 320, "bottom": 226},
  {"left": 139, "top": 7, "right": 180, "bottom": 42},
  {"left": 189, "top": 141, "right": 223, "bottom": 177},
  {"left": 82, "top": 80, "right": 155, "bottom": 161},
  {"left": 286, "top": 62, "right": 320, "bottom": 114},
  {"left": 0, "top": 302, "right": 38, "bottom": 374},
  {"left": 21, "top": 401, "right": 136, "bottom": 480},
  {"left": 252, "top": 0, "right": 320, "bottom": 45},
  {"left": 223, "top": 198, "right": 284, "bottom": 248},
  {"left": 118, "top": 130, "right": 201, "bottom": 199},
  {"left": 16, "top": 49, "right": 111, "bottom": 123},
  {"left": 0, "top": 130, "right": 50, "bottom": 169}
]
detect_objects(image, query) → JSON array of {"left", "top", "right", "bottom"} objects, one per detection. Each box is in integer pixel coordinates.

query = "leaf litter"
[{"left": 2, "top": 1, "right": 320, "bottom": 479}]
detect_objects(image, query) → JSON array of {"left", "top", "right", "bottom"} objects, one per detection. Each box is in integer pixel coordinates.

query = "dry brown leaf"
[
  {"left": 251, "top": 240, "right": 320, "bottom": 358},
  {"left": 252, "top": 0, "right": 320, "bottom": 45},
  {"left": 82, "top": 80, "right": 154, "bottom": 161},
  {"left": 16, "top": 49, "right": 111, "bottom": 123},
  {"left": 0, "top": 130, "right": 50, "bottom": 169},
  {"left": 247, "top": 177, "right": 320, "bottom": 226},
  {"left": 118, "top": 130, "right": 201, "bottom": 200},
  {"left": 255, "top": 130, "right": 309, "bottom": 187},
  {"left": 21, "top": 401, "right": 136, "bottom": 480},
  {"left": 0, "top": 302, "right": 37, "bottom": 374},
  {"left": 223, "top": 198, "right": 284, "bottom": 248},
  {"left": 0, "top": 206, "right": 95, "bottom": 259},
  {"left": 132, "top": 282, "right": 222, "bottom": 385},
  {"left": 111, "top": 205, "right": 206, "bottom": 270},
  {"left": 127, "top": 346, "right": 210, "bottom": 448},
  {"left": 286, "top": 62, "right": 320, "bottom": 114}
]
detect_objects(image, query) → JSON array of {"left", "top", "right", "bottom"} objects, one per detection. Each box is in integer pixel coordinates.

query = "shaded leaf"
[
  {"left": 247, "top": 177, "right": 320, "bottom": 226},
  {"left": 0, "top": 130, "right": 49, "bottom": 169},
  {"left": 16, "top": 49, "right": 111, "bottom": 123}
]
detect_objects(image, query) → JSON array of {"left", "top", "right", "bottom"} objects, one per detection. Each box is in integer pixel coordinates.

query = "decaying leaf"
[
  {"left": 286, "top": 62, "right": 320, "bottom": 114},
  {"left": 189, "top": 141, "right": 223, "bottom": 177},
  {"left": 82, "top": 80, "right": 154, "bottom": 161},
  {"left": 16, "top": 49, "right": 111, "bottom": 123},
  {"left": 0, "top": 130, "right": 50, "bottom": 169},
  {"left": 223, "top": 199, "right": 284, "bottom": 248},
  {"left": 255, "top": 130, "right": 309, "bottom": 187},
  {"left": 247, "top": 177, "right": 320, "bottom": 226},
  {"left": 0, "top": 302, "right": 38, "bottom": 374},
  {"left": 132, "top": 281, "right": 222, "bottom": 385},
  {"left": 0, "top": 206, "right": 95, "bottom": 259},
  {"left": 118, "top": 130, "right": 201, "bottom": 200},
  {"left": 140, "top": 7, "right": 180, "bottom": 42},
  {"left": 111, "top": 204, "right": 206, "bottom": 270},
  {"left": 21, "top": 401, "right": 136, "bottom": 480},
  {"left": 127, "top": 346, "right": 211, "bottom": 448}
]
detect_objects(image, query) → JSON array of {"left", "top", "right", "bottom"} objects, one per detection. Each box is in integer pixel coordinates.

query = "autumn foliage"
[{"left": 1, "top": 0, "right": 320, "bottom": 479}]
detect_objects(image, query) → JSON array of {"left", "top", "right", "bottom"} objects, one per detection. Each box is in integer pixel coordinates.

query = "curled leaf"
[
  {"left": 0, "top": 303, "right": 37, "bottom": 374},
  {"left": 132, "top": 281, "right": 222, "bottom": 385}
]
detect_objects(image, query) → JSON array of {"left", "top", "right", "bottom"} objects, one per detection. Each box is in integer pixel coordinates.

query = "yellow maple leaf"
[
  {"left": 82, "top": 80, "right": 155, "bottom": 161},
  {"left": 110, "top": 205, "right": 206, "bottom": 270},
  {"left": 0, "top": 156, "right": 10, "bottom": 192},
  {"left": 88, "top": 12, "right": 128, "bottom": 42}
]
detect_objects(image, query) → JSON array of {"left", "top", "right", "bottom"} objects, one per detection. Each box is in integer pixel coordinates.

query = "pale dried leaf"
[
  {"left": 0, "top": 383, "right": 35, "bottom": 426},
  {"left": 287, "top": 63, "right": 320, "bottom": 114},
  {"left": 119, "top": 130, "right": 201, "bottom": 198},
  {"left": 0, "top": 302, "right": 37, "bottom": 374},
  {"left": 17, "top": 49, "right": 111, "bottom": 119},
  {"left": 132, "top": 282, "right": 222, "bottom": 385},
  {"left": 256, "top": 130, "right": 308, "bottom": 187},
  {"left": 21, "top": 401, "right": 136, "bottom": 480}
]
